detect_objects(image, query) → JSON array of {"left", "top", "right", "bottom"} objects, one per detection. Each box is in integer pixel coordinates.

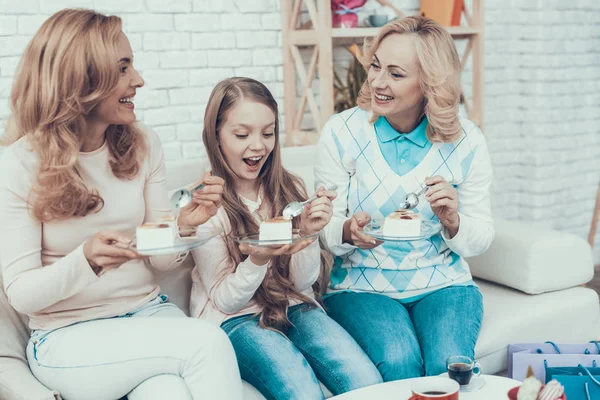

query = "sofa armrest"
[
  {"left": 0, "top": 360, "right": 60, "bottom": 400},
  {"left": 467, "top": 219, "right": 594, "bottom": 294}
]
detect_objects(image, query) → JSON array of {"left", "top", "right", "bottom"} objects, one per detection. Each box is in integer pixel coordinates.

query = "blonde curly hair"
[{"left": 2, "top": 9, "right": 146, "bottom": 222}]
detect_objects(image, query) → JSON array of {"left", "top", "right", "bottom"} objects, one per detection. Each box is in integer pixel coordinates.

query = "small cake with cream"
[
  {"left": 259, "top": 216, "right": 292, "bottom": 243},
  {"left": 136, "top": 216, "right": 178, "bottom": 250},
  {"left": 382, "top": 210, "right": 422, "bottom": 237}
]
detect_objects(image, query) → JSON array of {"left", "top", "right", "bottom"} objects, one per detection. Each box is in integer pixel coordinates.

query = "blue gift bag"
[
  {"left": 550, "top": 364, "right": 600, "bottom": 400},
  {"left": 546, "top": 365, "right": 600, "bottom": 383}
]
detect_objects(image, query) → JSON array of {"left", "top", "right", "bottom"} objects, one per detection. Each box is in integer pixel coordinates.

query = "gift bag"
[
  {"left": 549, "top": 364, "right": 600, "bottom": 400},
  {"left": 508, "top": 341, "right": 600, "bottom": 382},
  {"left": 546, "top": 364, "right": 600, "bottom": 383}
]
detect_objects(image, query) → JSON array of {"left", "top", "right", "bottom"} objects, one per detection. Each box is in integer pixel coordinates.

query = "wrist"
[
  {"left": 83, "top": 242, "right": 95, "bottom": 266},
  {"left": 299, "top": 218, "right": 316, "bottom": 235},
  {"left": 83, "top": 242, "right": 102, "bottom": 275},
  {"left": 342, "top": 218, "right": 354, "bottom": 245},
  {"left": 249, "top": 255, "right": 270, "bottom": 266},
  {"left": 445, "top": 215, "right": 460, "bottom": 238}
]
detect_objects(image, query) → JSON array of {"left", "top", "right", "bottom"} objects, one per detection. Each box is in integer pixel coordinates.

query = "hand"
[
  {"left": 178, "top": 172, "right": 224, "bottom": 228},
  {"left": 299, "top": 186, "right": 337, "bottom": 235},
  {"left": 342, "top": 211, "right": 383, "bottom": 249},
  {"left": 425, "top": 175, "right": 460, "bottom": 237},
  {"left": 239, "top": 238, "right": 316, "bottom": 266},
  {"left": 83, "top": 230, "right": 141, "bottom": 275}
]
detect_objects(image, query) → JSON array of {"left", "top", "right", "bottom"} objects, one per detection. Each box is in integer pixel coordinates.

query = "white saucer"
[{"left": 439, "top": 372, "right": 485, "bottom": 392}]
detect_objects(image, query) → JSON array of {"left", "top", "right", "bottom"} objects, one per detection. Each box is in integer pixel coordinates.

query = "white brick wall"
[{"left": 0, "top": 0, "right": 599, "bottom": 263}]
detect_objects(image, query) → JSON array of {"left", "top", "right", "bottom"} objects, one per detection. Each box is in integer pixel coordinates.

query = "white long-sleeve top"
[
  {"left": 190, "top": 190, "right": 321, "bottom": 325},
  {"left": 0, "top": 123, "right": 186, "bottom": 330},
  {"left": 314, "top": 107, "right": 494, "bottom": 300}
]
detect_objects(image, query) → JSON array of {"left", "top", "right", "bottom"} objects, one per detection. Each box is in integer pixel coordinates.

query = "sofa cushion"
[
  {"left": 154, "top": 260, "right": 194, "bottom": 316},
  {"left": 474, "top": 279, "right": 600, "bottom": 375},
  {"left": 468, "top": 219, "right": 594, "bottom": 295},
  {"left": 0, "top": 272, "right": 60, "bottom": 400},
  {"left": 165, "top": 159, "right": 208, "bottom": 193}
]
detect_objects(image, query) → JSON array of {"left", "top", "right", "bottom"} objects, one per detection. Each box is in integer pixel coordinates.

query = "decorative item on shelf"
[
  {"left": 331, "top": 0, "right": 368, "bottom": 28},
  {"left": 365, "top": 14, "right": 389, "bottom": 27},
  {"left": 365, "top": 1, "right": 404, "bottom": 28},
  {"left": 333, "top": 43, "right": 367, "bottom": 113},
  {"left": 420, "top": 0, "right": 464, "bottom": 26}
]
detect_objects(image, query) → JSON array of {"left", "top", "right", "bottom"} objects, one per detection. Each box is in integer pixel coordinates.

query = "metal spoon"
[
  {"left": 282, "top": 184, "right": 338, "bottom": 219},
  {"left": 400, "top": 185, "right": 430, "bottom": 210},
  {"left": 170, "top": 183, "right": 205, "bottom": 210}
]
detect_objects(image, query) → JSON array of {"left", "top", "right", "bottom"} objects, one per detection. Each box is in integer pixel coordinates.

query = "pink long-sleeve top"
[
  {"left": 190, "top": 190, "right": 322, "bottom": 326},
  {"left": 0, "top": 123, "right": 185, "bottom": 331}
]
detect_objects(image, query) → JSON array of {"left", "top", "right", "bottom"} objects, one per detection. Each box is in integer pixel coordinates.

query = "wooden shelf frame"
[{"left": 280, "top": 0, "right": 485, "bottom": 146}]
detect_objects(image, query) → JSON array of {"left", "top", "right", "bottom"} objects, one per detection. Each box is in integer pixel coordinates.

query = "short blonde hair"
[{"left": 357, "top": 16, "right": 463, "bottom": 142}]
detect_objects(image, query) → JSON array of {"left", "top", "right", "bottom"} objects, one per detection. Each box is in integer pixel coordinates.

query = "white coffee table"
[{"left": 330, "top": 375, "right": 521, "bottom": 399}]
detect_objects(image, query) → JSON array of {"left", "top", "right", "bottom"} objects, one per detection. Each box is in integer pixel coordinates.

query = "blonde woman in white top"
[{"left": 0, "top": 9, "right": 242, "bottom": 400}]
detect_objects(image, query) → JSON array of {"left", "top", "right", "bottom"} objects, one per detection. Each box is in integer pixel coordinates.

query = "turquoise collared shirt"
[{"left": 373, "top": 116, "right": 432, "bottom": 176}]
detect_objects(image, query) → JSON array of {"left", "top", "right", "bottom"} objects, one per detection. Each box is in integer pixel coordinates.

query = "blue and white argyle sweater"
[{"left": 320, "top": 107, "right": 485, "bottom": 300}]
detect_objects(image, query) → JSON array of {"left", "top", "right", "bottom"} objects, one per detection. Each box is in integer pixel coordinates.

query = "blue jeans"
[
  {"left": 324, "top": 285, "right": 483, "bottom": 381},
  {"left": 221, "top": 304, "right": 382, "bottom": 400}
]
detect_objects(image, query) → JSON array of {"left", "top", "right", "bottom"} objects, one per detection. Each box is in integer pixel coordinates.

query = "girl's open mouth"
[{"left": 243, "top": 156, "right": 263, "bottom": 168}]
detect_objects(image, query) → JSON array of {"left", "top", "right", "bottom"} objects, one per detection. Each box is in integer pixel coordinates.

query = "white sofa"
[{"left": 1, "top": 145, "right": 599, "bottom": 400}]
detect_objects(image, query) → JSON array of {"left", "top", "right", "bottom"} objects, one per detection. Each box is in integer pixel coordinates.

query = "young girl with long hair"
[
  {"left": 190, "top": 77, "right": 382, "bottom": 399},
  {"left": 0, "top": 9, "right": 242, "bottom": 400}
]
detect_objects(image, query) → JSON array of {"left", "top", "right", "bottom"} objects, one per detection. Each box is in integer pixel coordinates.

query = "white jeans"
[{"left": 26, "top": 295, "right": 243, "bottom": 400}]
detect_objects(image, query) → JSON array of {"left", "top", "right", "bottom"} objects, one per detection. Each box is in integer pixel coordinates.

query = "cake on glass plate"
[
  {"left": 136, "top": 216, "right": 178, "bottom": 250},
  {"left": 259, "top": 216, "right": 292, "bottom": 243},
  {"left": 382, "top": 209, "right": 422, "bottom": 237}
]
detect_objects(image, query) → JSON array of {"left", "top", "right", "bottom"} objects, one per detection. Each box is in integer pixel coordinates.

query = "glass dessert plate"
[
  {"left": 363, "top": 219, "right": 442, "bottom": 242},
  {"left": 438, "top": 372, "right": 486, "bottom": 392},
  {"left": 232, "top": 229, "right": 320, "bottom": 248},
  {"left": 129, "top": 225, "right": 221, "bottom": 256}
]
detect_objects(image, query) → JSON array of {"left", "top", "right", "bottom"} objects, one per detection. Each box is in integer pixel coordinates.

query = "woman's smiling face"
[
  {"left": 87, "top": 32, "right": 144, "bottom": 127},
  {"left": 367, "top": 33, "right": 424, "bottom": 122}
]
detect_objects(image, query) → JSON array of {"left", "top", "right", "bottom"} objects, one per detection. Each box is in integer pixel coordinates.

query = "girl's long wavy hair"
[
  {"left": 203, "top": 77, "right": 317, "bottom": 332},
  {"left": 357, "top": 15, "right": 463, "bottom": 142},
  {"left": 2, "top": 8, "right": 146, "bottom": 222}
]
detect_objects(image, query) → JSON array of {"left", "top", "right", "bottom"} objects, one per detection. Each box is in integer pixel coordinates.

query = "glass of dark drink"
[{"left": 446, "top": 355, "right": 481, "bottom": 386}]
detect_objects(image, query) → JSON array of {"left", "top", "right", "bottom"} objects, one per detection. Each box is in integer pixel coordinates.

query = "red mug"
[{"left": 409, "top": 377, "right": 460, "bottom": 400}]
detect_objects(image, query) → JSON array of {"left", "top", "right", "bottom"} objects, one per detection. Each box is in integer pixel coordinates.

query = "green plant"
[{"left": 334, "top": 45, "right": 367, "bottom": 113}]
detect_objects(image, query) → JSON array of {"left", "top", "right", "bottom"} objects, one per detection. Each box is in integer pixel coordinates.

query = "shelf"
[
  {"left": 289, "top": 26, "right": 480, "bottom": 46},
  {"left": 280, "top": 0, "right": 484, "bottom": 145},
  {"left": 289, "top": 30, "right": 318, "bottom": 45},
  {"left": 332, "top": 26, "right": 481, "bottom": 39}
]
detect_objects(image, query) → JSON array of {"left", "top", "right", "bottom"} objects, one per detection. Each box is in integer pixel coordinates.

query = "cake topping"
[
  {"left": 387, "top": 211, "right": 419, "bottom": 220},
  {"left": 264, "top": 216, "right": 292, "bottom": 223},
  {"left": 139, "top": 222, "right": 172, "bottom": 229}
]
